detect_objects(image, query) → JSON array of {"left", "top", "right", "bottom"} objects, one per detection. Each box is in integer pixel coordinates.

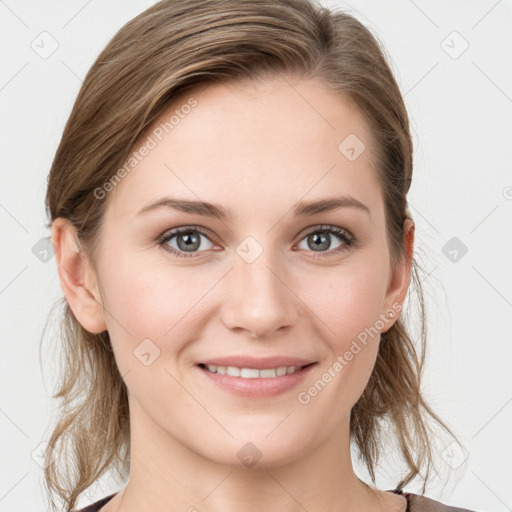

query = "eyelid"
[
  {"left": 157, "top": 224, "right": 220, "bottom": 245},
  {"left": 299, "top": 224, "right": 353, "bottom": 241}
]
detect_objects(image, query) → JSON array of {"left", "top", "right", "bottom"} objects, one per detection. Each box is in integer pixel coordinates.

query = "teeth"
[{"left": 204, "top": 364, "right": 303, "bottom": 378}]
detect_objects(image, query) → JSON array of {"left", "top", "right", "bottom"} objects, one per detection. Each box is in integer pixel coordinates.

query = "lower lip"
[{"left": 196, "top": 363, "right": 317, "bottom": 398}]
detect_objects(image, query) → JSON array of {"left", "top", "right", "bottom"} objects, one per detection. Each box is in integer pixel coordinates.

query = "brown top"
[{"left": 73, "top": 489, "right": 479, "bottom": 511}]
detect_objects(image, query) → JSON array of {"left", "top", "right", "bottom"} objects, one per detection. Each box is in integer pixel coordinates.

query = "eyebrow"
[{"left": 137, "top": 195, "right": 371, "bottom": 220}]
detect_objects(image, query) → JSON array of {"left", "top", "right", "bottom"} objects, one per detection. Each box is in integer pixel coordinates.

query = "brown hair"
[{"left": 42, "top": 0, "right": 464, "bottom": 510}]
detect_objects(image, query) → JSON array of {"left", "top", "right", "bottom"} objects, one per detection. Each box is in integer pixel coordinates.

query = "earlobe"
[
  {"left": 51, "top": 218, "right": 107, "bottom": 334},
  {"left": 400, "top": 218, "right": 415, "bottom": 303}
]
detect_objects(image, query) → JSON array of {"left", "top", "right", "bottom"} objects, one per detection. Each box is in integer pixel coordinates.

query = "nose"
[{"left": 221, "top": 249, "right": 299, "bottom": 339}]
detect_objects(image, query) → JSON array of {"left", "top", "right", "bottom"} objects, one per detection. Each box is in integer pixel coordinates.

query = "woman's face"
[{"left": 71, "top": 76, "right": 411, "bottom": 468}]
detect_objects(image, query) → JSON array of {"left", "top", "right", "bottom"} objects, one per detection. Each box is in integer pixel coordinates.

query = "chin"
[{"left": 195, "top": 428, "right": 313, "bottom": 470}]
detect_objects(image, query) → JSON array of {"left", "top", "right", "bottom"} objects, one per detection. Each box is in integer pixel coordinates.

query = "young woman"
[{"left": 43, "top": 0, "right": 478, "bottom": 511}]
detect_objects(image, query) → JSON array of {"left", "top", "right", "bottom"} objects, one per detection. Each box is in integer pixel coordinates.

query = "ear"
[
  {"left": 51, "top": 218, "right": 107, "bottom": 334},
  {"left": 382, "top": 218, "right": 415, "bottom": 326}
]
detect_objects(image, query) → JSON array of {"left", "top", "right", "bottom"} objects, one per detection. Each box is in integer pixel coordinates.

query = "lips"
[{"left": 196, "top": 359, "right": 317, "bottom": 398}]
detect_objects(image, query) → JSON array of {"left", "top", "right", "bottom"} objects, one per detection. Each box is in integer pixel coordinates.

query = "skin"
[{"left": 52, "top": 75, "right": 414, "bottom": 512}]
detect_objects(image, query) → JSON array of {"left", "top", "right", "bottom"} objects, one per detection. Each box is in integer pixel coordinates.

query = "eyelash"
[{"left": 157, "top": 224, "right": 355, "bottom": 259}]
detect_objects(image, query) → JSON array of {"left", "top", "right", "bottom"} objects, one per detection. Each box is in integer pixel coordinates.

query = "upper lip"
[{"left": 198, "top": 356, "right": 316, "bottom": 369}]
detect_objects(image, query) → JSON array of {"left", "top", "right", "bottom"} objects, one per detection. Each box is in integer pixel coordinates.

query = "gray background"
[{"left": 1, "top": 0, "right": 511, "bottom": 510}]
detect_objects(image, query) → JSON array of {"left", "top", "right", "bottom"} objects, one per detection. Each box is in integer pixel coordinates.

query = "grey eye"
[
  {"left": 165, "top": 230, "right": 214, "bottom": 253},
  {"left": 297, "top": 230, "right": 344, "bottom": 252}
]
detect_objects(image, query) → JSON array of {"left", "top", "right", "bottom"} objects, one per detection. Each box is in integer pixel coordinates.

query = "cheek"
[
  {"left": 97, "top": 253, "right": 218, "bottom": 368},
  {"left": 299, "top": 255, "right": 389, "bottom": 347},
  {"left": 294, "top": 255, "right": 389, "bottom": 403}
]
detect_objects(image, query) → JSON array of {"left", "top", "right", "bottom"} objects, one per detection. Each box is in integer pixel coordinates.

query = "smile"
[{"left": 196, "top": 362, "right": 317, "bottom": 398}]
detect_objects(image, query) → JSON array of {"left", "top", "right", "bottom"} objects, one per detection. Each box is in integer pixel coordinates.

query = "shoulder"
[
  {"left": 71, "top": 492, "right": 117, "bottom": 512},
  {"left": 406, "top": 491, "right": 479, "bottom": 512}
]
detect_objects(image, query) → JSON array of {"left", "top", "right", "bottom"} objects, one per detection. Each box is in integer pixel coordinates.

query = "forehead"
[{"left": 107, "top": 76, "right": 382, "bottom": 222}]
